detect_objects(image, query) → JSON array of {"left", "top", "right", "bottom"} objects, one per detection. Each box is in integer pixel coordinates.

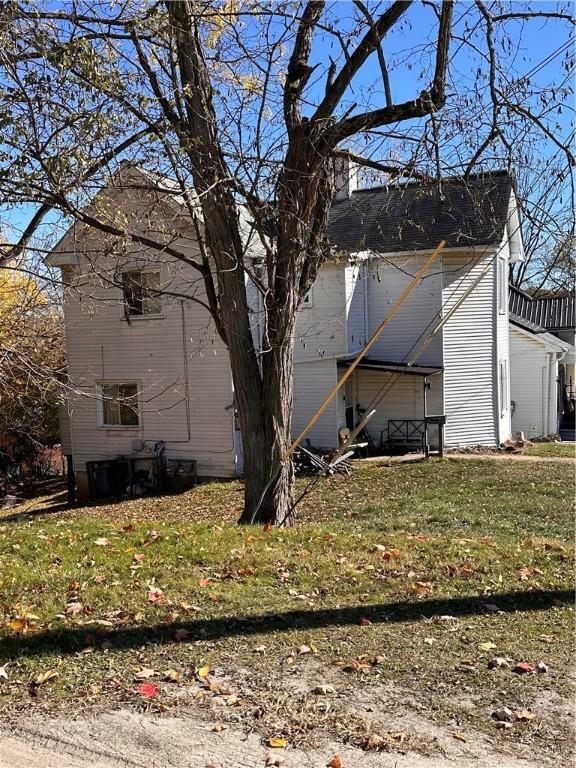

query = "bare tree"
[{"left": 0, "top": 1, "right": 573, "bottom": 524}]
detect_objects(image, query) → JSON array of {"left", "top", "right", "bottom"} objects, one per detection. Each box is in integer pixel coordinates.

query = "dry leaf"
[
  {"left": 423, "top": 637, "right": 435, "bottom": 645},
  {"left": 163, "top": 669, "right": 181, "bottom": 682},
  {"left": 488, "top": 657, "right": 510, "bottom": 670},
  {"left": 267, "top": 737, "right": 288, "bottom": 748},
  {"left": 253, "top": 644, "right": 266, "bottom": 654},
  {"left": 452, "top": 732, "right": 468, "bottom": 743},
  {"left": 513, "top": 662, "right": 534, "bottom": 675},
  {"left": 263, "top": 524, "right": 274, "bottom": 532},
  {"left": 147, "top": 587, "right": 164, "bottom": 604},
  {"left": 94, "top": 538, "right": 109, "bottom": 546},
  {"left": 536, "top": 661, "right": 549, "bottom": 673},
  {"left": 66, "top": 602, "right": 84, "bottom": 616},
  {"left": 197, "top": 666, "right": 211, "bottom": 678},
  {"left": 212, "top": 722, "right": 229, "bottom": 732},
  {"left": 0, "top": 664, "right": 8, "bottom": 680},
  {"left": 134, "top": 667, "right": 156, "bottom": 680},
  {"left": 327, "top": 756, "right": 343, "bottom": 768},
  {"left": 365, "top": 733, "right": 384, "bottom": 750},
  {"left": 137, "top": 682, "right": 159, "bottom": 698},
  {"left": 478, "top": 641, "right": 497, "bottom": 652},
  {"left": 312, "top": 684, "right": 335, "bottom": 695},
  {"left": 34, "top": 669, "right": 58, "bottom": 686},
  {"left": 358, "top": 617, "right": 372, "bottom": 627},
  {"left": 516, "top": 709, "right": 537, "bottom": 721}
]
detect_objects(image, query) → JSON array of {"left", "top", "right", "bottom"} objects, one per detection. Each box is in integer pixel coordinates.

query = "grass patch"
[
  {"left": 0, "top": 459, "right": 573, "bottom": 759},
  {"left": 523, "top": 442, "right": 575, "bottom": 458}
]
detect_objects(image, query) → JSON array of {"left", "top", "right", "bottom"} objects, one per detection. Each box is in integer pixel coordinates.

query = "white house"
[
  {"left": 508, "top": 286, "right": 575, "bottom": 440},
  {"left": 47, "top": 163, "right": 524, "bottom": 499}
]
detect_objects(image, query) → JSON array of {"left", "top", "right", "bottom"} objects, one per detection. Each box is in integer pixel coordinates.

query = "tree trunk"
[{"left": 237, "top": 323, "right": 296, "bottom": 527}]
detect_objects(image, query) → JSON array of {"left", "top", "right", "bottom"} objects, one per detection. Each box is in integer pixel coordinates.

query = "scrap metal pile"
[{"left": 293, "top": 444, "right": 354, "bottom": 476}]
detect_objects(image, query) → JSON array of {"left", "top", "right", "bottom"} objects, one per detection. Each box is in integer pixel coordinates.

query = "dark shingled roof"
[
  {"left": 327, "top": 170, "right": 513, "bottom": 253},
  {"left": 509, "top": 285, "right": 575, "bottom": 332}
]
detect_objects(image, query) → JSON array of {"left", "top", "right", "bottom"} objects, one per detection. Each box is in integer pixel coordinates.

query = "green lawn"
[
  {"left": 523, "top": 441, "right": 575, "bottom": 458},
  {"left": 0, "top": 459, "right": 573, "bottom": 759}
]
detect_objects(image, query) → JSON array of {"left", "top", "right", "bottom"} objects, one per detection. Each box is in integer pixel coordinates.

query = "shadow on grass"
[{"left": 2, "top": 589, "right": 572, "bottom": 661}]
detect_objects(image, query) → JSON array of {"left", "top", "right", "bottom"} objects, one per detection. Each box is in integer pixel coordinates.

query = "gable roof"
[
  {"left": 327, "top": 170, "right": 513, "bottom": 253},
  {"left": 509, "top": 284, "right": 575, "bottom": 332}
]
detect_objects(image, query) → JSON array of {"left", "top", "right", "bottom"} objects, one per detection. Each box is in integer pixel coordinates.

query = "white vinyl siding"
[
  {"left": 292, "top": 360, "right": 339, "bottom": 448},
  {"left": 365, "top": 255, "right": 443, "bottom": 366},
  {"left": 294, "top": 263, "right": 347, "bottom": 362},
  {"left": 56, "top": 177, "right": 237, "bottom": 479},
  {"left": 509, "top": 327, "right": 559, "bottom": 438},
  {"left": 442, "top": 254, "right": 498, "bottom": 447}
]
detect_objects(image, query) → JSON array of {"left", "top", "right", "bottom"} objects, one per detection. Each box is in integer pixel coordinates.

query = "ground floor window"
[{"left": 98, "top": 382, "right": 140, "bottom": 427}]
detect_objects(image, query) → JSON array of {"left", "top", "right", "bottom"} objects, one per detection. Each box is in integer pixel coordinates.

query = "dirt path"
[{"left": 0, "top": 708, "right": 563, "bottom": 768}]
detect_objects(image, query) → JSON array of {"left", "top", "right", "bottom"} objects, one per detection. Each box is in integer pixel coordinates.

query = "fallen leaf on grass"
[
  {"left": 199, "top": 577, "right": 211, "bottom": 587},
  {"left": 134, "top": 667, "right": 156, "bottom": 680},
  {"left": 488, "top": 657, "right": 510, "bottom": 670},
  {"left": 137, "top": 682, "right": 159, "bottom": 698},
  {"left": 536, "top": 661, "right": 549, "bottom": 673},
  {"left": 253, "top": 644, "right": 266, "bottom": 654},
  {"left": 382, "top": 547, "right": 401, "bottom": 561},
  {"left": 0, "top": 664, "right": 8, "bottom": 680},
  {"left": 197, "top": 666, "right": 211, "bottom": 678},
  {"left": 94, "top": 538, "right": 109, "bottom": 546},
  {"left": 297, "top": 644, "right": 316, "bottom": 655},
  {"left": 478, "top": 641, "right": 497, "bottom": 652},
  {"left": 267, "top": 737, "right": 288, "bottom": 748},
  {"left": 147, "top": 587, "right": 165, "bottom": 604},
  {"left": 212, "top": 722, "right": 229, "bottom": 732},
  {"left": 389, "top": 731, "right": 408, "bottom": 743},
  {"left": 327, "top": 756, "right": 343, "bottom": 768},
  {"left": 263, "top": 524, "right": 274, "bottom": 533},
  {"left": 423, "top": 637, "right": 435, "bottom": 646},
  {"left": 452, "top": 732, "right": 468, "bottom": 743},
  {"left": 410, "top": 581, "right": 431, "bottom": 596},
  {"left": 513, "top": 662, "right": 534, "bottom": 675},
  {"left": 66, "top": 602, "right": 84, "bottom": 616},
  {"left": 34, "top": 670, "right": 58, "bottom": 686},
  {"left": 163, "top": 669, "right": 182, "bottom": 682},
  {"left": 516, "top": 709, "right": 537, "bottom": 721},
  {"left": 358, "top": 617, "right": 372, "bottom": 627}
]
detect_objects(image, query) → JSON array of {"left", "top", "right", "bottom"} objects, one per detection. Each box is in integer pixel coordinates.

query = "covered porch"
[{"left": 336, "top": 356, "right": 444, "bottom": 456}]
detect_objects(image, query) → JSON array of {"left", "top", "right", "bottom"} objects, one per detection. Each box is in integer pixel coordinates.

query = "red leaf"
[
  {"left": 137, "top": 682, "right": 159, "bottom": 698},
  {"left": 263, "top": 523, "right": 274, "bottom": 532},
  {"left": 199, "top": 578, "right": 211, "bottom": 587}
]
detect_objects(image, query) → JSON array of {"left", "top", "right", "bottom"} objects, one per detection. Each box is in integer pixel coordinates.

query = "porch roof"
[{"left": 336, "top": 356, "right": 443, "bottom": 377}]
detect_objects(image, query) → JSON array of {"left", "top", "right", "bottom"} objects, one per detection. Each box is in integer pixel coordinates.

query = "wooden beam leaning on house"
[{"left": 283, "top": 240, "right": 446, "bottom": 460}]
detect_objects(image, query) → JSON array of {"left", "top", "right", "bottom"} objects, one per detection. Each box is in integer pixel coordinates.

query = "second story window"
[{"left": 122, "top": 270, "right": 161, "bottom": 317}]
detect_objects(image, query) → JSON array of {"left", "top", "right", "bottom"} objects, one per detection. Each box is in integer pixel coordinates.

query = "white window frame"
[
  {"left": 121, "top": 269, "right": 163, "bottom": 319},
  {"left": 97, "top": 381, "right": 141, "bottom": 428},
  {"left": 497, "top": 258, "right": 507, "bottom": 315},
  {"left": 302, "top": 285, "right": 314, "bottom": 308},
  {"left": 499, "top": 359, "right": 509, "bottom": 416}
]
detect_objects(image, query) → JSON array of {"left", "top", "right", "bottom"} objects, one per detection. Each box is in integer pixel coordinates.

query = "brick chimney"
[{"left": 334, "top": 155, "right": 359, "bottom": 200}]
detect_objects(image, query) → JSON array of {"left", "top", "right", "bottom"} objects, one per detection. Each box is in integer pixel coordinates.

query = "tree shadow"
[{"left": 2, "top": 588, "right": 572, "bottom": 661}]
